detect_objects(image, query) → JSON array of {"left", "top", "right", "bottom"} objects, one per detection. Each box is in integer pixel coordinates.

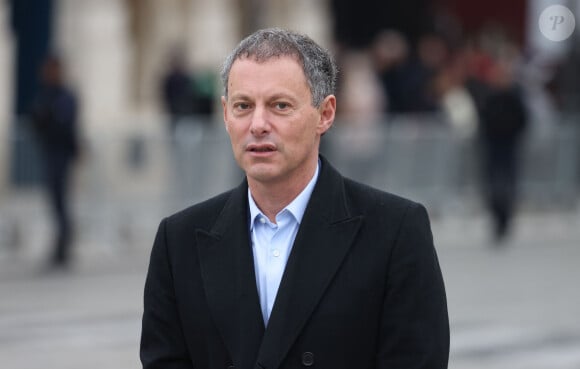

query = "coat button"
[{"left": 301, "top": 351, "right": 314, "bottom": 366}]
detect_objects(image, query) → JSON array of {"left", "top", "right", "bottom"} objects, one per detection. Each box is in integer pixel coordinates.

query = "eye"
[
  {"left": 234, "top": 102, "right": 251, "bottom": 110},
  {"left": 274, "top": 102, "right": 290, "bottom": 110}
]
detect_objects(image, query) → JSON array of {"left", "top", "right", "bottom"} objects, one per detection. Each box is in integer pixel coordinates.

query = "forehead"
[
  {"left": 227, "top": 56, "right": 310, "bottom": 94},
  {"left": 231, "top": 54, "right": 304, "bottom": 74}
]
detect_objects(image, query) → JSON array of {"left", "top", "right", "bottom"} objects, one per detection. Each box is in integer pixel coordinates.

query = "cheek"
[
  {"left": 226, "top": 123, "right": 245, "bottom": 141},
  {"left": 225, "top": 129, "right": 244, "bottom": 154},
  {"left": 294, "top": 118, "right": 320, "bottom": 143}
]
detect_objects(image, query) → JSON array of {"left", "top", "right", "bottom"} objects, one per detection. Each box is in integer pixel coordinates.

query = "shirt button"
[
  {"left": 259, "top": 217, "right": 266, "bottom": 224},
  {"left": 272, "top": 249, "right": 280, "bottom": 257}
]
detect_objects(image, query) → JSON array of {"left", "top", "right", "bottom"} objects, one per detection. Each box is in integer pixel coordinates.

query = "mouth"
[{"left": 246, "top": 143, "right": 277, "bottom": 153}]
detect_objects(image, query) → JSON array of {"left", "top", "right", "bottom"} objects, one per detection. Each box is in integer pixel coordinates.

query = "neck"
[{"left": 248, "top": 159, "right": 318, "bottom": 222}]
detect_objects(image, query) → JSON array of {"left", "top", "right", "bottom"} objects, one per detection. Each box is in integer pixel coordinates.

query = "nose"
[{"left": 249, "top": 107, "right": 270, "bottom": 136}]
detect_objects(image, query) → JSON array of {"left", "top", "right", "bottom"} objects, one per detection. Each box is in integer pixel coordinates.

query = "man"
[
  {"left": 31, "top": 55, "right": 79, "bottom": 268},
  {"left": 478, "top": 56, "right": 528, "bottom": 243},
  {"left": 141, "top": 28, "right": 449, "bottom": 369}
]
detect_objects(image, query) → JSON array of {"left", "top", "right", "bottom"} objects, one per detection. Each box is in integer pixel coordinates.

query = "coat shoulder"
[
  {"left": 164, "top": 189, "right": 236, "bottom": 232},
  {"left": 342, "top": 177, "right": 425, "bottom": 219}
]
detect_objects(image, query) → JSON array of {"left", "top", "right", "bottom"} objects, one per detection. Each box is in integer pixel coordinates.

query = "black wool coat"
[{"left": 141, "top": 156, "right": 449, "bottom": 369}]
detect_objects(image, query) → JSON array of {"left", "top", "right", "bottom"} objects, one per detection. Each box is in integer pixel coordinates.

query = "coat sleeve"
[
  {"left": 140, "top": 219, "right": 194, "bottom": 369},
  {"left": 376, "top": 203, "right": 449, "bottom": 369}
]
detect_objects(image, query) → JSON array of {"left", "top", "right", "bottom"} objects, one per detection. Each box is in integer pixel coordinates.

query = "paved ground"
[
  {"left": 1, "top": 192, "right": 580, "bottom": 369},
  {"left": 437, "top": 212, "right": 580, "bottom": 369}
]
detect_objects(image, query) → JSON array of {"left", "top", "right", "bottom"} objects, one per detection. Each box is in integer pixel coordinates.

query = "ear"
[
  {"left": 221, "top": 96, "right": 230, "bottom": 132},
  {"left": 316, "top": 95, "right": 336, "bottom": 135}
]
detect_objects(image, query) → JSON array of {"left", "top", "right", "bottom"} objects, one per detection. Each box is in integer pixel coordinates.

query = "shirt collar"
[{"left": 248, "top": 160, "right": 320, "bottom": 230}]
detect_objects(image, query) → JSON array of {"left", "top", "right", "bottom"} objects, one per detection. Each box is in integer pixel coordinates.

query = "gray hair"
[{"left": 221, "top": 28, "right": 337, "bottom": 107}]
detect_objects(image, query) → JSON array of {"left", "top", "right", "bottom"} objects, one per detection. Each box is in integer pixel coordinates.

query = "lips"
[{"left": 246, "top": 143, "right": 277, "bottom": 152}]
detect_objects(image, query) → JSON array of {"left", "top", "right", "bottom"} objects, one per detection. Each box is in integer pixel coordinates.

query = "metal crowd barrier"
[{"left": 1, "top": 115, "right": 578, "bottom": 251}]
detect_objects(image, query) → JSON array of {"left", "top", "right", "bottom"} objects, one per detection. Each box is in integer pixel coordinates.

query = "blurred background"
[{"left": 0, "top": 0, "right": 579, "bottom": 368}]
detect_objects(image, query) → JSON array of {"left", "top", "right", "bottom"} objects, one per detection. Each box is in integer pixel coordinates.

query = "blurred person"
[
  {"left": 141, "top": 28, "right": 449, "bottom": 369},
  {"left": 337, "top": 51, "right": 385, "bottom": 119},
  {"left": 161, "top": 47, "right": 216, "bottom": 132},
  {"left": 161, "top": 48, "right": 217, "bottom": 208},
  {"left": 161, "top": 47, "right": 195, "bottom": 135},
  {"left": 333, "top": 50, "right": 385, "bottom": 183},
  {"left": 373, "top": 30, "right": 447, "bottom": 115},
  {"left": 477, "top": 45, "right": 528, "bottom": 243},
  {"left": 410, "top": 32, "right": 450, "bottom": 112},
  {"left": 550, "top": 41, "right": 580, "bottom": 112},
  {"left": 431, "top": 43, "right": 481, "bottom": 196},
  {"left": 432, "top": 45, "right": 479, "bottom": 138},
  {"left": 463, "top": 35, "right": 496, "bottom": 114},
  {"left": 370, "top": 29, "right": 409, "bottom": 114},
  {"left": 30, "top": 55, "right": 79, "bottom": 268},
  {"left": 371, "top": 30, "right": 413, "bottom": 114},
  {"left": 189, "top": 69, "right": 216, "bottom": 118}
]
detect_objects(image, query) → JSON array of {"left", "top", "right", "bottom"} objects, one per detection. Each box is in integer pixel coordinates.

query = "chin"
[{"left": 245, "top": 163, "right": 283, "bottom": 183}]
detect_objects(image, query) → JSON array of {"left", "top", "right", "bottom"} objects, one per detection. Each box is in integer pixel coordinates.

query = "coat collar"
[
  {"left": 196, "top": 156, "right": 363, "bottom": 369},
  {"left": 195, "top": 180, "right": 265, "bottom": 369}
]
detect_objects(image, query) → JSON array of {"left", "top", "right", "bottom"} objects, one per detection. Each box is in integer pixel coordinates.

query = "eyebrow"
[
  {"left": 228, "top": 92, "right": 299, "bottom": 103},
  {"left": 228, "top": 93, "right": 252, "bottom": 101},
  {"left": 268, "top": 93, "right": 297, "bottom": 102}
]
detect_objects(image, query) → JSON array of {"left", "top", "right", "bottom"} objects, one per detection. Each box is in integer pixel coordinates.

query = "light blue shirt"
[{"left": 248, "top": 163, "right": 320, "bottom": 325}]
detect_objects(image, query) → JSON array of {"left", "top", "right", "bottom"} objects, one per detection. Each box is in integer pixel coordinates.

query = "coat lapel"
[
  {"left": 255, "top": 158, "right": 363, "bottom": 369},
  {"left": 195, "top": 181, "right": 265, "bottom": 369}
]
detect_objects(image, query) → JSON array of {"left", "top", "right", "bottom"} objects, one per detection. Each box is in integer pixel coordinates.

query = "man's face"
[{"left": 222, "top": 56, "right": 335, "bottom": 187}]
